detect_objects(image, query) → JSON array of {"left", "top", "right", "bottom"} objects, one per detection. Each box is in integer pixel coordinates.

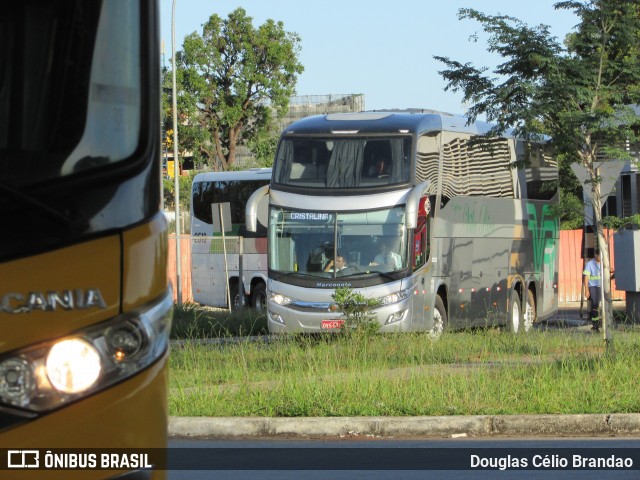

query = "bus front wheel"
[{"left": 429, "top": 295, "right": 447, "bottom": 339}]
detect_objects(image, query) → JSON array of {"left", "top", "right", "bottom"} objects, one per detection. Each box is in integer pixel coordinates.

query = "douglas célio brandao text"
[{"left": 470, "top": 454, "right": 634, "bottom": 470}]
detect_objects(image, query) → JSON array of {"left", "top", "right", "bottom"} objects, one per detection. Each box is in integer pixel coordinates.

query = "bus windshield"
[
  {"left": 1, "top": 0, "right": 142, "bottom": 188},
  {"left": 269, "top": 206, "right": 409, "bottom": 278},
  {"left": 192, "top": 178, "right": 270, "bottom": 236},
  {"left": 273, "top": 136, "right": 412, "bottom": 188}
]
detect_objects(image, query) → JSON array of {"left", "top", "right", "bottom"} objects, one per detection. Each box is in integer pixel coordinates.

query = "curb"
[{"left": 169, "top": 414, "right": 640, "bottom": 439}]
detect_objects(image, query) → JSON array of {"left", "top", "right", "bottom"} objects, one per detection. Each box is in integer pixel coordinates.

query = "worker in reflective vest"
[{"left": 582, "top": 249, "right": 602, "bottom": 332}]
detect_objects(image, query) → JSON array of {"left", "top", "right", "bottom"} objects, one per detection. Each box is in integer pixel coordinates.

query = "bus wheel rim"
[
  {"left": 524, "top": 303, "right": 534, "bottom": 332},
  {"left": 511, "top": 300, "right": 520, "bottom": 332},
  {"left": 429, "top": 310, "right": 443, "bottom": 338}
]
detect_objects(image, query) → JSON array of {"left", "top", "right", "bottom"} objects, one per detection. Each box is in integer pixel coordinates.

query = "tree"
[
  {"left": 246, "top": 125, "right": 280, "bottom": 168},
  {"left": 331, "top": 287, "right": 381, "bottom": 337},
  {"left": 170, "top": 8, "right": 303, "bottom": 170},
  {"left": 434, "top": 0, "right": 640, "bottom": 342},
  {"left": 163, "top": 175, "right": 192, "bottom": 212}
]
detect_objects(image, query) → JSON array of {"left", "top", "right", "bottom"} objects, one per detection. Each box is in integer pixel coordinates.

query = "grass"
[
  {"left": 168, "top": 304, "right": 640, "bottom": 417},
  {"left": 170, "top": 302, "right": 268, "bottom": 339}
]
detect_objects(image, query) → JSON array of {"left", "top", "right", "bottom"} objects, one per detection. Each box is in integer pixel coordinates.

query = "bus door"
[{"left": 411, "top": 195, "right": 432, "bottom": 329}]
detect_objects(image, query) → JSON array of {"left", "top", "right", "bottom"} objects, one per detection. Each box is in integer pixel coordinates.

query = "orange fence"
[
  {"left": 168, "top": 235, "right": 193, "bottom": 303},
  {"left": 559, "top": 229, "right": 624, "bottom": 302},
  {"left": 168, "top": 231, "right": 625, "bottom": 304}
]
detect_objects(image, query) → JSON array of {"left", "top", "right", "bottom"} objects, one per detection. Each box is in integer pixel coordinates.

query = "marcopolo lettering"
[
  {"left": 1, "top": 289, "right": 107, "bottom": 314},
  {"left": 316, "top": 282, "right": 352, "bottom": 288}
]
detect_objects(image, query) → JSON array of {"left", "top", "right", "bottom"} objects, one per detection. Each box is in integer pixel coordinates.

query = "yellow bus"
[{"left": 0, "top": 1, "right": 171, "bottom": 478}]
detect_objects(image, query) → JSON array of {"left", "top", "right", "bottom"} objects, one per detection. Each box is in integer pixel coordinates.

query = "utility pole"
[
  {"left": 171, "top": 0, "right": 182, "bottom": 306},
  {"left": 160, "top": 40, "right": 166, "bottom": 211}
]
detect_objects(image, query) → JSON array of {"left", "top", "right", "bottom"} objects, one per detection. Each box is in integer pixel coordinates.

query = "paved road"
[{"left": 538, "top": 301, "right": 627, "bottom": 329}]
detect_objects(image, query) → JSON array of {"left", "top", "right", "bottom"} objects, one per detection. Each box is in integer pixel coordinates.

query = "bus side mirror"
[
  {"left": 405, "top": 181, "right": 430, "bottom": 230},
  {"left": 246, "top": 184, "right": 270, "bottom": 232}
]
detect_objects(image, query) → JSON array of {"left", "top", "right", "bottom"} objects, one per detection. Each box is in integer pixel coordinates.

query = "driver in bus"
[
  {"left": 324, "top": 255, "right": 348, "bottom": 272},
  {"left": 368, "top": 158, "right": 389, "bottom": 178},
  {"left": 369, "top": 240, "right": 401, "bottom": 269}
]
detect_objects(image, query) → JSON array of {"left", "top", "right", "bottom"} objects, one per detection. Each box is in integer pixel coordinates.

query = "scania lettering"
[
  {"left": 0, "top": 2, "right": 171, "bottom": 479},
  {"left": 246, "top": 110, "right": 559, "bottom": 335},
  {"left": 1, "top": 289, "right": 107, "bottom": 313}
]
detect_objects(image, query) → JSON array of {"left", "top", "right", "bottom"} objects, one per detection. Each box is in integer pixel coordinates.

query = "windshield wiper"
[
  {"left": 0, "top": 179, "right": 87, "bottom": 230},
  {"left": 286, "top": 272, "right": 318, "bottom": 279},
  {"left": 344, "top": 269, "right": 399, "bottom": 281}
]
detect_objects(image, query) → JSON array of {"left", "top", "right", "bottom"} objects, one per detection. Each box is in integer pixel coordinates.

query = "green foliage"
[
  {"left": 163, "top": 175, "right": 193, "bottom": 211},
  {"left": 166, "top": 8, "right": 303, "bottom": 170},
  {"left": 247, "top": 128, "right": 279, "bottom": 167},
  {"left": 331, "top": 287, "right": 382, "bottom": 336},
  {"left": 557, "top": 150, "right": 583, "bottom": 204},
  {"left": 558, "top": 190, "right": 584, "bottom": 230},
  {"left": 601, "top": 214, "right": 640, "bottom": 231},
  {"left": 435, "top": 3, "right": 640, "bottom": 146},
  {"left": 171, "top": 302, "right": 268, "bottom": 339}
]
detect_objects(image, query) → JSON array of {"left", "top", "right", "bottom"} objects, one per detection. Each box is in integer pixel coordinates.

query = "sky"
[{"left": 160, "top": 0, "right": 579, "bottom": 115}]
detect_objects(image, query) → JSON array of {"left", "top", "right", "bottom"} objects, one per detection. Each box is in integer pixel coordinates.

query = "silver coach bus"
[{"left": 246, "top": 110, "right": 559, "bottom": 335}]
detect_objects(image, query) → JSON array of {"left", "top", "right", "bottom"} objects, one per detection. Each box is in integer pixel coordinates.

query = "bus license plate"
[{"left": 321, "top": 320, "right": 344, "bottom": 330}]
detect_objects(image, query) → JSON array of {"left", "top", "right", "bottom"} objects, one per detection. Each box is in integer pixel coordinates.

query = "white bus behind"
[{"left": 191, "top": 168, "right": 271, "bottom": 311}]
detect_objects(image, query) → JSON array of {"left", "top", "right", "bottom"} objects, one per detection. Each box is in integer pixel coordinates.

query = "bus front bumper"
[
  {"left": 266, "top": 301, "right": 413, "bottom": 333},
  {"left": 0, "top": 354, "right": 169, "bottom": 480}
]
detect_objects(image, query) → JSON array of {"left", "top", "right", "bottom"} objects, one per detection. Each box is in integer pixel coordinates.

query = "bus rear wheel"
[
  {"left": 429, "top": 295, "right": 447, "bottom": 339},
  {"left": 508, "top": 289, "right": 524, "bottom": 334},
  {"left": 230, "top": 283, "right": 245, "bottom": 311},
  {"left": 251, "top": 282, "right": 267, "bottom": 314},
  {"left": 524, "top": 289, "right": 536, "bottom": 332}
]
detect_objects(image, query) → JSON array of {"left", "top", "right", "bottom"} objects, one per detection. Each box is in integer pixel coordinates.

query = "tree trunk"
[
  {"left": 227, "top": 141, "right": 236, "bottom": 170},
  {"left": 589, "top": 173, "right": 614, "bottom": 343},
  {"left": 225, "top": 123, "right": 244, "bottom": 171},
  {"left": 213, "top": 129, "right": 227, "bottom": 170}
]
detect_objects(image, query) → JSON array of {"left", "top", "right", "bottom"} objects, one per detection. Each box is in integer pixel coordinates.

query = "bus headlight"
[
  {"left": 269, "top": 292, "right": 292, "bottom": 306},
  {"left": 379, "top": 288, "right": 411, "bottom": 306},
  {"left": 46, "top": 339, "right": 101, "bottom": 394},
  {"left": 0, "top": 289, "right": 172, "bottom": 412},
  {"left": 106, "top": 320, "right": 144, "bottom": 362},
  {"left": 0, "top": 358, "right": 35, "bottom": 407}
]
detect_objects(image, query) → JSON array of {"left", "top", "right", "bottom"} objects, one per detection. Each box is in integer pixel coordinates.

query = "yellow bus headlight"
[
  {"left": 46, "top": 339, "right": 101, "bottom": 394},
  {"left": 0, "top": 289, "right": 172, "bottom": 412},
  {"left": 0, "top": 358, "right": 35, "bottom": 407}
]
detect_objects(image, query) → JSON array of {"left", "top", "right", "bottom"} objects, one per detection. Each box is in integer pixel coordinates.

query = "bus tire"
[
  {"left": 251, "top": 282, "right": 267, "bottom": 314},
  {"left": 429, "top": 295, "right": 447, "bottom": 339},
  {"left": 508, "top": 289, "right": 524, "bottom": 334},
  {"left": 524, "top": 289, "right": 536, "bottom": 332},
  {"left": 230, "top": 283, "right": 245, "bottom": 311}
]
